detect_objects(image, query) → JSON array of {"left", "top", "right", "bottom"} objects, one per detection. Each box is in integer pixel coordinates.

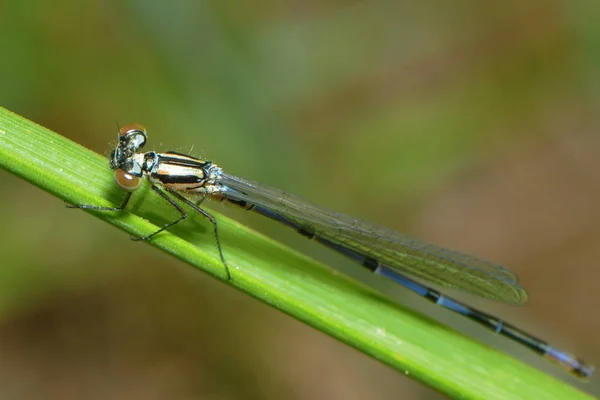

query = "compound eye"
[
  {"left": 118, "top": 123, "right": 147, "bottom": 149},
  {"left": 114, "top": 169, "right": 142, "bottom": 192},
  {"left": 119, "top": 123, "right": 146, "bottom": 137}
]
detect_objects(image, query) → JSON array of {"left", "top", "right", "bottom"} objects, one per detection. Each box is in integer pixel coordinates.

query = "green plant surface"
[{"left": 0, "top": 107, "right": 594, "bottom": 400}]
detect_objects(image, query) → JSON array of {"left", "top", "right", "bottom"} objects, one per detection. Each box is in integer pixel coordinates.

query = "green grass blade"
[{"left": 0, "top": 107, "right": 593, "bottom": 400}]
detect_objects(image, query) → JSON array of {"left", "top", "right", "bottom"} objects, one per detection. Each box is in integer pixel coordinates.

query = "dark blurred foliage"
[{"left": 1, "top": 1, "right": 599, "bottom": 398}]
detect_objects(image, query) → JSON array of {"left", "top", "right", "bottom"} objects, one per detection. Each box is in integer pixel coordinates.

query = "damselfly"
[{"left": 69, "top": 124, "right": 594, "bottom": 379}]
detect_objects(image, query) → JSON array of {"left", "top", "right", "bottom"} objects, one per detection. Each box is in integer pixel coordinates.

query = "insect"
[{"left": 69, "top": 124, "right": 594, "bottom": 379}]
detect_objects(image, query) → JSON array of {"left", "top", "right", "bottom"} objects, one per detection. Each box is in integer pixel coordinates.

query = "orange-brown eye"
[
  {"left": 114, "top": 169, "right": 142, "bottom": 192},
  {"left": 119, "top": 123, "right": 147, "bottom": 137}
]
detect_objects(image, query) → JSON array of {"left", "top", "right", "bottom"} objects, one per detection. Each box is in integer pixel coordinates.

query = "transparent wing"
[{"left": 219, "top": 172, "right": 528, "bottom": 304}]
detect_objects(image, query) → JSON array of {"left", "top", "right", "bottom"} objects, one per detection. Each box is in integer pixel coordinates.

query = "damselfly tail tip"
[
  {"left": 545, "top": 348, "right": 594, "bottom": 380},
  {"left": 573, "top": 362, "right": 594, "bottom": 380}
]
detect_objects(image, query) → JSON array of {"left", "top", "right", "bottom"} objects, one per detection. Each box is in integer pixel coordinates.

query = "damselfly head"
[
  {"left": 109, "top": 124, "right": 147, "bottom": 171},
  {"left": 106, "top": 123, "right": 148, "bottom": 191},
  {"left": 108, "top": 143, "right": 143, "bottom": 191}
]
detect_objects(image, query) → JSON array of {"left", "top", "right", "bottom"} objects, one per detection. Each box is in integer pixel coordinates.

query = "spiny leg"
[
  {"left": 167, "top": 190, "right": 231, "bottom": 281},
  {"left": 133, "top": 181, "right": 188, "bottom": 241},
  {"left": 65, "top": 192, "right": 134, "bottom": 211}
]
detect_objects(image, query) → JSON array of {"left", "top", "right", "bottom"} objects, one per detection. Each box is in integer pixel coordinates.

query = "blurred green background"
[{"left": 1, "top": 1, "right": 600, "bottom": 398}]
